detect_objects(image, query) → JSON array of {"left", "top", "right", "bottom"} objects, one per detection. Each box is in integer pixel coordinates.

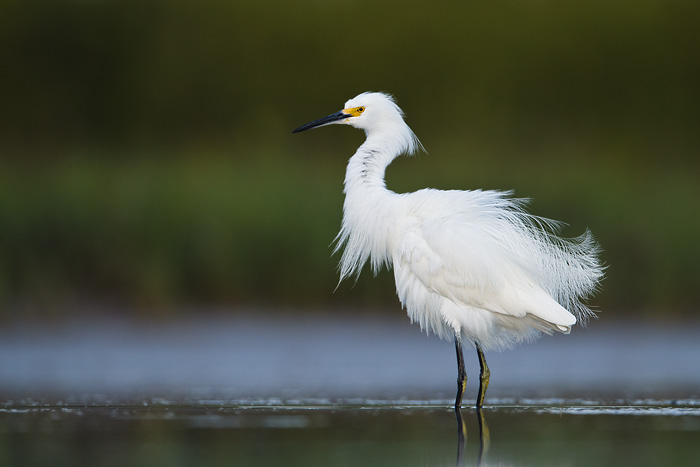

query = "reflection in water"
[
  {"left": 1, "top": 401, "right": 698, "bottom": 466},
  {"left": 455, "top": 408, "right": 490, "bottom": 466},
  {"left": 455, "top": 408, "right": 466, "bottom": 465},
  {"left": 477, "top": 408, "right": 490, "bottom": 463}
]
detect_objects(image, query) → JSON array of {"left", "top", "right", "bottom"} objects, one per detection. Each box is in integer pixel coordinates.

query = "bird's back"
[{"left": 390, "top": 188, "right": 603, "bottom": 349}]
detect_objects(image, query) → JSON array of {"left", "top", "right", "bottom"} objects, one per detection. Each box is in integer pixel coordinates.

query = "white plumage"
[{"left": 293, "top": 91, "right": 604, "bottom": 408}]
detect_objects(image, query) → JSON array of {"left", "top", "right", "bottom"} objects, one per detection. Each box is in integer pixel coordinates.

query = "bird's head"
[
  {"left": 292, "top": 92, "right": 405, "bottom": 134},
  {"left": 292, "top": 91, "right": 422, "bottom": 156}
]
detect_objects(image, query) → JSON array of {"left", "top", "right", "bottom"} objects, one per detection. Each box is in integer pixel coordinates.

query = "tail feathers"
[
  {"left": 514, "top": 286, "right": 577, "bottom": 334},
  {"left": 529, "top": 314, "right": 573, "bottom": 334}
]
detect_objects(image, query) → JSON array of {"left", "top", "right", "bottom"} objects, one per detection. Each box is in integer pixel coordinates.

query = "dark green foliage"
[{"left": 0, "top": 0, "right": 698, "bottom": 316}]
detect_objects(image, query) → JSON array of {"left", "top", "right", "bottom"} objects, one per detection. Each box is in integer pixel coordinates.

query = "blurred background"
[{"left": 1, "top": 0, "right": 698, "bottom": 321}]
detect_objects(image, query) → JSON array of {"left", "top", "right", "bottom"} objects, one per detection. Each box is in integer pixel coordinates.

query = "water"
[
  {"left": 2, "top": 399, "right": 698, "bottom": 466},
  {"left": 1, "top": 313, "right": 699, "bottom": 466}
]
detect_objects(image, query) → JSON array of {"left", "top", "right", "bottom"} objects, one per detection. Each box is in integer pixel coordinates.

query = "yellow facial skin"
[{"left": 343, "top": 106, "right": 365, "bottom": 118}]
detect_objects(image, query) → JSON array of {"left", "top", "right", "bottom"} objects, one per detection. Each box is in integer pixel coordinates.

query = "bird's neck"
[
  {"left": 334, "top": 139, "right": 403, "bottom": 281},
  {"left": 344, "top": 120, "right": 417, "bottom": 191},
  {"left": 334, "top": 121, "right": 419, "bottom": 281},
  {"left": 344, "top": 140, "right": 394, "bottom": 192}
]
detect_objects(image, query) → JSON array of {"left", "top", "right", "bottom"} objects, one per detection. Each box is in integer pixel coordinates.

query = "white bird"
[{"left": 293, "top": 92, "right": 604, "bottom": 409}]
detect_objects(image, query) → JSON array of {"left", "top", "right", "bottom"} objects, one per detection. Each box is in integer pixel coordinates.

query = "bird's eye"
[{"left": 358, "top": 107, "right": 365, "bottom": 113}]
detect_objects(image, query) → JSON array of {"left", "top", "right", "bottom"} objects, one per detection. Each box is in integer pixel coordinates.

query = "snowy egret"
[{"left": 293, "top": 92, "right": 604, "bottom": 408}]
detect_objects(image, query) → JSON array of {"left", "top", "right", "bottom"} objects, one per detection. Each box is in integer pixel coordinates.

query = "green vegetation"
[{"left": 0, "top": 0, "right": 698, "bottom": 317}]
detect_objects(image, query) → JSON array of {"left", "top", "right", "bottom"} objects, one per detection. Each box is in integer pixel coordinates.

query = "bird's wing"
[{"left": 395, "top": 191, "right": 575, "bottom": 328}]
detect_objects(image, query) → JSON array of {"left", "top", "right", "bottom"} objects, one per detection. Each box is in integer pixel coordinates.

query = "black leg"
[
  {"left": 475, "top": 344, "right": 490, "bottom": 408},
  {"left": 454, "top": 337, "right": 467, "bottom": 409}
]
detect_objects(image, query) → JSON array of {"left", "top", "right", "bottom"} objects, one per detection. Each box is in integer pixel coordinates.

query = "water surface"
[
  {"left": 2, "top": 398, "right": 698, "bottom": 466},
  {"left": 1, "top": 313, "right": 698, "bottom": 466}
]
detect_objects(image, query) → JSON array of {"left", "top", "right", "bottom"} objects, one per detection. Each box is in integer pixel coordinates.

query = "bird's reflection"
[{"left": 455, "top": 407, "right": 490, "bottom": 466}]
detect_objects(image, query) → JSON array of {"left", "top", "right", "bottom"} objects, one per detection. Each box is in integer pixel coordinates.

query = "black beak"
[{"left": 292, "top": 110, "right": 349, "bottom": 133}]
